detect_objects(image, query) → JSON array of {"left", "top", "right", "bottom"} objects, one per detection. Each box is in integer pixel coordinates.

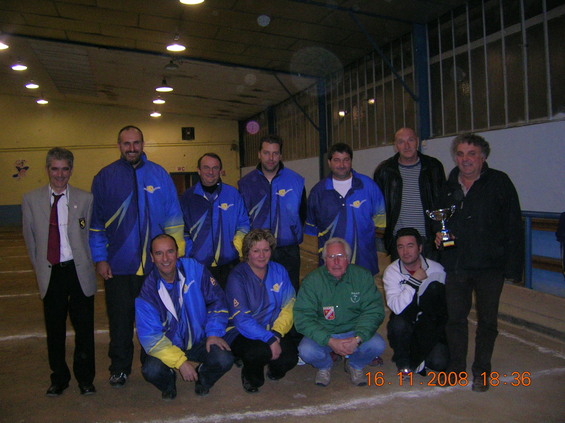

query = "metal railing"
[{"left": 522, "top": 210, "right": 562, "bottom": 290}]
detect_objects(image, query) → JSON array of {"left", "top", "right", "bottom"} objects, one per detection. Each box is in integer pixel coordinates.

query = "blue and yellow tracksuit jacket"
[
  {"left": 224, "top": 261, "right": 295, "bottom": 345},
  {"left": 238, "top": 163, "right": 305, "bottom": 248},
  {"left": 135, "top": 258, "right": 228, "bottom": 369},
  {"left": 180, "top": 181, "right": 249, "bottom": 267},
  {"left": 89, "top": 154, "right": 185, "bottom": 276},
  {"left": 305, "top": 170, "right": 386, "bottom": 275}
]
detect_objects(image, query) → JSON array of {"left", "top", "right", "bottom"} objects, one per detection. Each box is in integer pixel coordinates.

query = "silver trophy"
[{"left": 426, "top": 205, "right": 456, "bottom": 248}]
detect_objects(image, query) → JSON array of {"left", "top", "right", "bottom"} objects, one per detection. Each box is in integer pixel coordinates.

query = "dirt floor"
[{"left": 1, "top": 227, "right": 564, "bottom": 423}]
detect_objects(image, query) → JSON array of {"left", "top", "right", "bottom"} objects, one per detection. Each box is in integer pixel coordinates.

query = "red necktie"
[{"left": 47, "top": 194, "right": 63, "bottom": 265}]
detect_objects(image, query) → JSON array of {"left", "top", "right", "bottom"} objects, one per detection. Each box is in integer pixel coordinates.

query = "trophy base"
[{"left": 442, "top": 239, "right": 456, "bottom": 248}]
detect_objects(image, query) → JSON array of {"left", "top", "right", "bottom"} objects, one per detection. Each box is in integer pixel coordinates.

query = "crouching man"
[
  {"left": 135, "top": 234, "right": 233, "bottom": 400},
  {"left": 383, "top": 227, "right": 448, "bottom": 377},
  {"left": 294, "top": 238, "right": 386, "bottom": 387}
]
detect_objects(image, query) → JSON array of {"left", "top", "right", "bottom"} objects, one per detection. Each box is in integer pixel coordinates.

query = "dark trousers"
[
  {"left": 140, "top": 340, "right": 233, "bottom": 393},
  {"left": 272, "top": 244, "right": 301, "bottom": 292},
  {"left": 387, "top": 281, "right": 448, "bottom": 371},
  {"left": 231, "top": 334, "right": 298, "bottom": 388},
  {"left": 208, "top": 257, "right": 240, "bottom": 290},
  {"left": 43, "top": 261, "right": 95, "bottom": 386},
  {"left": 445, "top": 270, "right": 505, "bottom": 377},
  {"left": 104, "top": 274, "right": 144, "bottom": 375}
]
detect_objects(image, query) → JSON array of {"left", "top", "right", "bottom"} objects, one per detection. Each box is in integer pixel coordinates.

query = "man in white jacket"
[{"left": 383, "top": 227, "right": 448, "bottom": 376}]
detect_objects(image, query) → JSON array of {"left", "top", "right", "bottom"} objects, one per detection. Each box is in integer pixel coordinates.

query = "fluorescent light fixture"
[
  {"left": 12, "top": 61, "right": 27, "bottom": 71},
  {"left": 25, "top": 80, "right": 39, "bottom": 89},
  {"left": 36, "top": 97, "right": 49, "bottom": 105},
  {"left": 156, "top": 78, "right": 173, "bottom": 92},
  {"left": 150, "top": 111, "right": 162, "bottom": 117},
  {"left": 167, "top": 34, "right": 186, "bottom": 52},
  {"left": 180, "top": 0, "right": 204, "bottom": 4},
  {"left": 153, "top": 96, "right": 166, "bottom": 105}
]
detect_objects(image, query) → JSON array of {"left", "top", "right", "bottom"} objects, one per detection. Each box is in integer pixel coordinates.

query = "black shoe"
[
  {"left": 46, "top": 382, "right": 69, "bottom": 397},
  {"left": 266, "top": 370, "right": 283, "bottom": 381},
  {"left": 472, "top": 376, "right": 489, "bottom": 392},
  {"left": 161, "top": 388, "right": 177, "bottom": 401},
  {"left": 79, "top": 384, "right": 96, "bottom": 395},
  {"left": 241, "top": 374, "right": 259, "bottom": 394},
  {"left": 109, "top": 372, "right": 127, "bottom": 388},
  {"left": 233, "top": 357, "right": 243, "bottom": 368},
  {"left": 195, "top": 382, "right": 210, "bottom": 396}
]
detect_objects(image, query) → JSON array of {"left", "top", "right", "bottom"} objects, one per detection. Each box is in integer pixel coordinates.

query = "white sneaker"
[
  {"left": 345, "top": 361, "right": 366, "bottom": 386},
  {"left": 297, "top": 356, "right": 306, "bottom": 366},
  {"left": 315, "top": 368, "right": 331, "bottom": 386}
]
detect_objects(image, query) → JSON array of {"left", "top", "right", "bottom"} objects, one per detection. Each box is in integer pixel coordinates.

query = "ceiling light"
[
  {"left": 179, "top": 0, "right": 205, "bottom": 4},
  {"left": 0, "top": 41, "right": 8, "bottom": 50},
  {"left": 150, "top": 111, "right": 162, "bottom": 118},
  {"left": 12, "top": 60, "right": 27, "bottom": 71},
  {"left": 36, "top": 97, "right": 49, "bottom": 105},
  {"left": 167, "top": 34, "right": 186, "bottom": 52},
  {"left": 338, "top": 110, "right": 348, "bottom": 117},
  {"left": 367, "top": 98, "right": 376, "bottom": 105},
  {"left": 165, "top": 59, "right": 179, "bottom": 71},
  {"left": 153, "top": 96, "right": 166, "bottom": 105},
  {"left": 25, "top": 80, "right": 39, "bottom": 89},
  {"left": 156, "top": 78, "right": 173, "bottom": 92}
]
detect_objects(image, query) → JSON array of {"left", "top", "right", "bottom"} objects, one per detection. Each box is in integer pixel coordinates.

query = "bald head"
[{"left": 394, "top": 128, "right": 419, "bottom": 165}]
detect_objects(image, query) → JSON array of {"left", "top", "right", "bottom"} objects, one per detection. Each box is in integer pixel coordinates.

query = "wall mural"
[{"left": 13, "top": 160, "right": 29, "bottom": 180}]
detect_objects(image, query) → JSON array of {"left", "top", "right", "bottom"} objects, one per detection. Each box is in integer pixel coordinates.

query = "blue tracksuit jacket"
[
  {"left": 238, "top": 164, "right": 305, "bottom": 248},
  {"left": 89, "top": 154, "right": 185, "bottom": 275},
  {"left": 305, "top": 170, "right": 386, "bottom": 275},
  {"left": 180, "top": 181, "right": 249, "bottom": 267}
]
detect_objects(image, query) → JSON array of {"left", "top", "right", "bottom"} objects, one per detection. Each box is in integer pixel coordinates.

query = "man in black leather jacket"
[
  {"left": 374, "top": 128, "right": 446, "bottom": 259},
  {"left": 434, "top": 133, "right": 523, "bottom": 393}
]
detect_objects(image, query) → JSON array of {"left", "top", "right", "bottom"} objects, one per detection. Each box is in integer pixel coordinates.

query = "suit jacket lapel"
[{"left": 40, "top": 185, "right": 52, "bottom": 221}]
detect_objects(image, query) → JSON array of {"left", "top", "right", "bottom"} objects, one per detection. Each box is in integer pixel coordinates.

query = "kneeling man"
[
  {"left": 383, "top": 227, "right": 448, "bottom": 376},
  {"left": 294, "top": 238, "right": 386, "bottom": 386},
  {"left": 135, "top": 234, "right": 233, "bottom": 400}
]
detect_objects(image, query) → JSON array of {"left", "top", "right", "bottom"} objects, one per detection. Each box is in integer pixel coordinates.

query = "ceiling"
[{"left": 0, "top": 0, "right": 466, "bottom": 121}]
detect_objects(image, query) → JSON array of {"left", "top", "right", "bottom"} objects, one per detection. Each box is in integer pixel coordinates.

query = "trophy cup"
[{"left": 426, "top": 205, "right": 456, "bottom": 248}]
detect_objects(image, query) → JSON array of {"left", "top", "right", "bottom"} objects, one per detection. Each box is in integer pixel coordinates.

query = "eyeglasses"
[{"left": 327, "top": 253, "right": 347, "bottom": 260}]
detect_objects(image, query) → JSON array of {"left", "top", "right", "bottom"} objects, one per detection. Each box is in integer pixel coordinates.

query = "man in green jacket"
[{"left": 294, "top": 237, "right": 385, "bottom": 387}]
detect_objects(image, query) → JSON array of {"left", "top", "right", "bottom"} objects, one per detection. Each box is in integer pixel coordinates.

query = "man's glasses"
[{"left": 327, "top": 253, "right": 347, "bottom": 260}]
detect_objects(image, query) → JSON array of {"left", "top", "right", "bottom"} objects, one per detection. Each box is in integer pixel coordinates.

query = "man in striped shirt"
[{"left": 374, "top": 128, "right": 446, "bottom": 260}]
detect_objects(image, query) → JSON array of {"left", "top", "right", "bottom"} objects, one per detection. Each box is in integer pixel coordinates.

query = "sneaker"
[
  {"left": 345, "top": 361, "right": 367, "bottom": 386},
  {"left": 472, "top": 376, "right": 489, "bottom": 392},
  {"left": 315, "top": 368, "right": 331, "bottom": 387},
  {"left": 369, "top": 356, "right": 383, "bottom": 367},
  {"left": 109, "top": 372, "right": 127, "bottom": 387},
  {"left": 297, "top": 356, "right": 306, "bottom": 366}
]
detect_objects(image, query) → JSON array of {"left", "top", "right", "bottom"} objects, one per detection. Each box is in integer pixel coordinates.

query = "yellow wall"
[{"left": 0, "top": 95, "right": 240, "bottom": 205}]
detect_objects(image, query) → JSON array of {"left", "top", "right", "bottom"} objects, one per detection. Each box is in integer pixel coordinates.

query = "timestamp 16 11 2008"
[{"left": 365, "top": 371, "right": 532, "bottom": 387}]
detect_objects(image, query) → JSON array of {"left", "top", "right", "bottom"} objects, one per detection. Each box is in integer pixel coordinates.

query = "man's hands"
[
  {"left": 270, "top": 338, "right": 282, "bottom": 360},
  {"left": 412, "top": 267, "right": 428, "bottom": 281},
  {"left": 328, "top": 337, "right": 358, "bottom": 356},
  {"left": 179, "top": 361, "right": 199, "bottom": 382},
  {"left": 95, "top": 261, "right": 112, "bottom": 280},
  {"left": 206, "top": 336, "right": 231, "bottom": 352}
]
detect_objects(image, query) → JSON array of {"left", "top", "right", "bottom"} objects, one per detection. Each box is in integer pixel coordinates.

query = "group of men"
[{"left": 22, "top": 124, "right": 522, "bottom": 399}]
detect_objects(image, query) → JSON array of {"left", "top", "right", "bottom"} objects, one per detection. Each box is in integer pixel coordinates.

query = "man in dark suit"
[{"left": 22, "top": 147, "right": 98, "bottom": 396}]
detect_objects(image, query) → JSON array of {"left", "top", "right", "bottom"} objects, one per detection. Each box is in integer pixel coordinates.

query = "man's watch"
[{"left": 355, "top": 336, "right": 363, "bottom": 345}]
